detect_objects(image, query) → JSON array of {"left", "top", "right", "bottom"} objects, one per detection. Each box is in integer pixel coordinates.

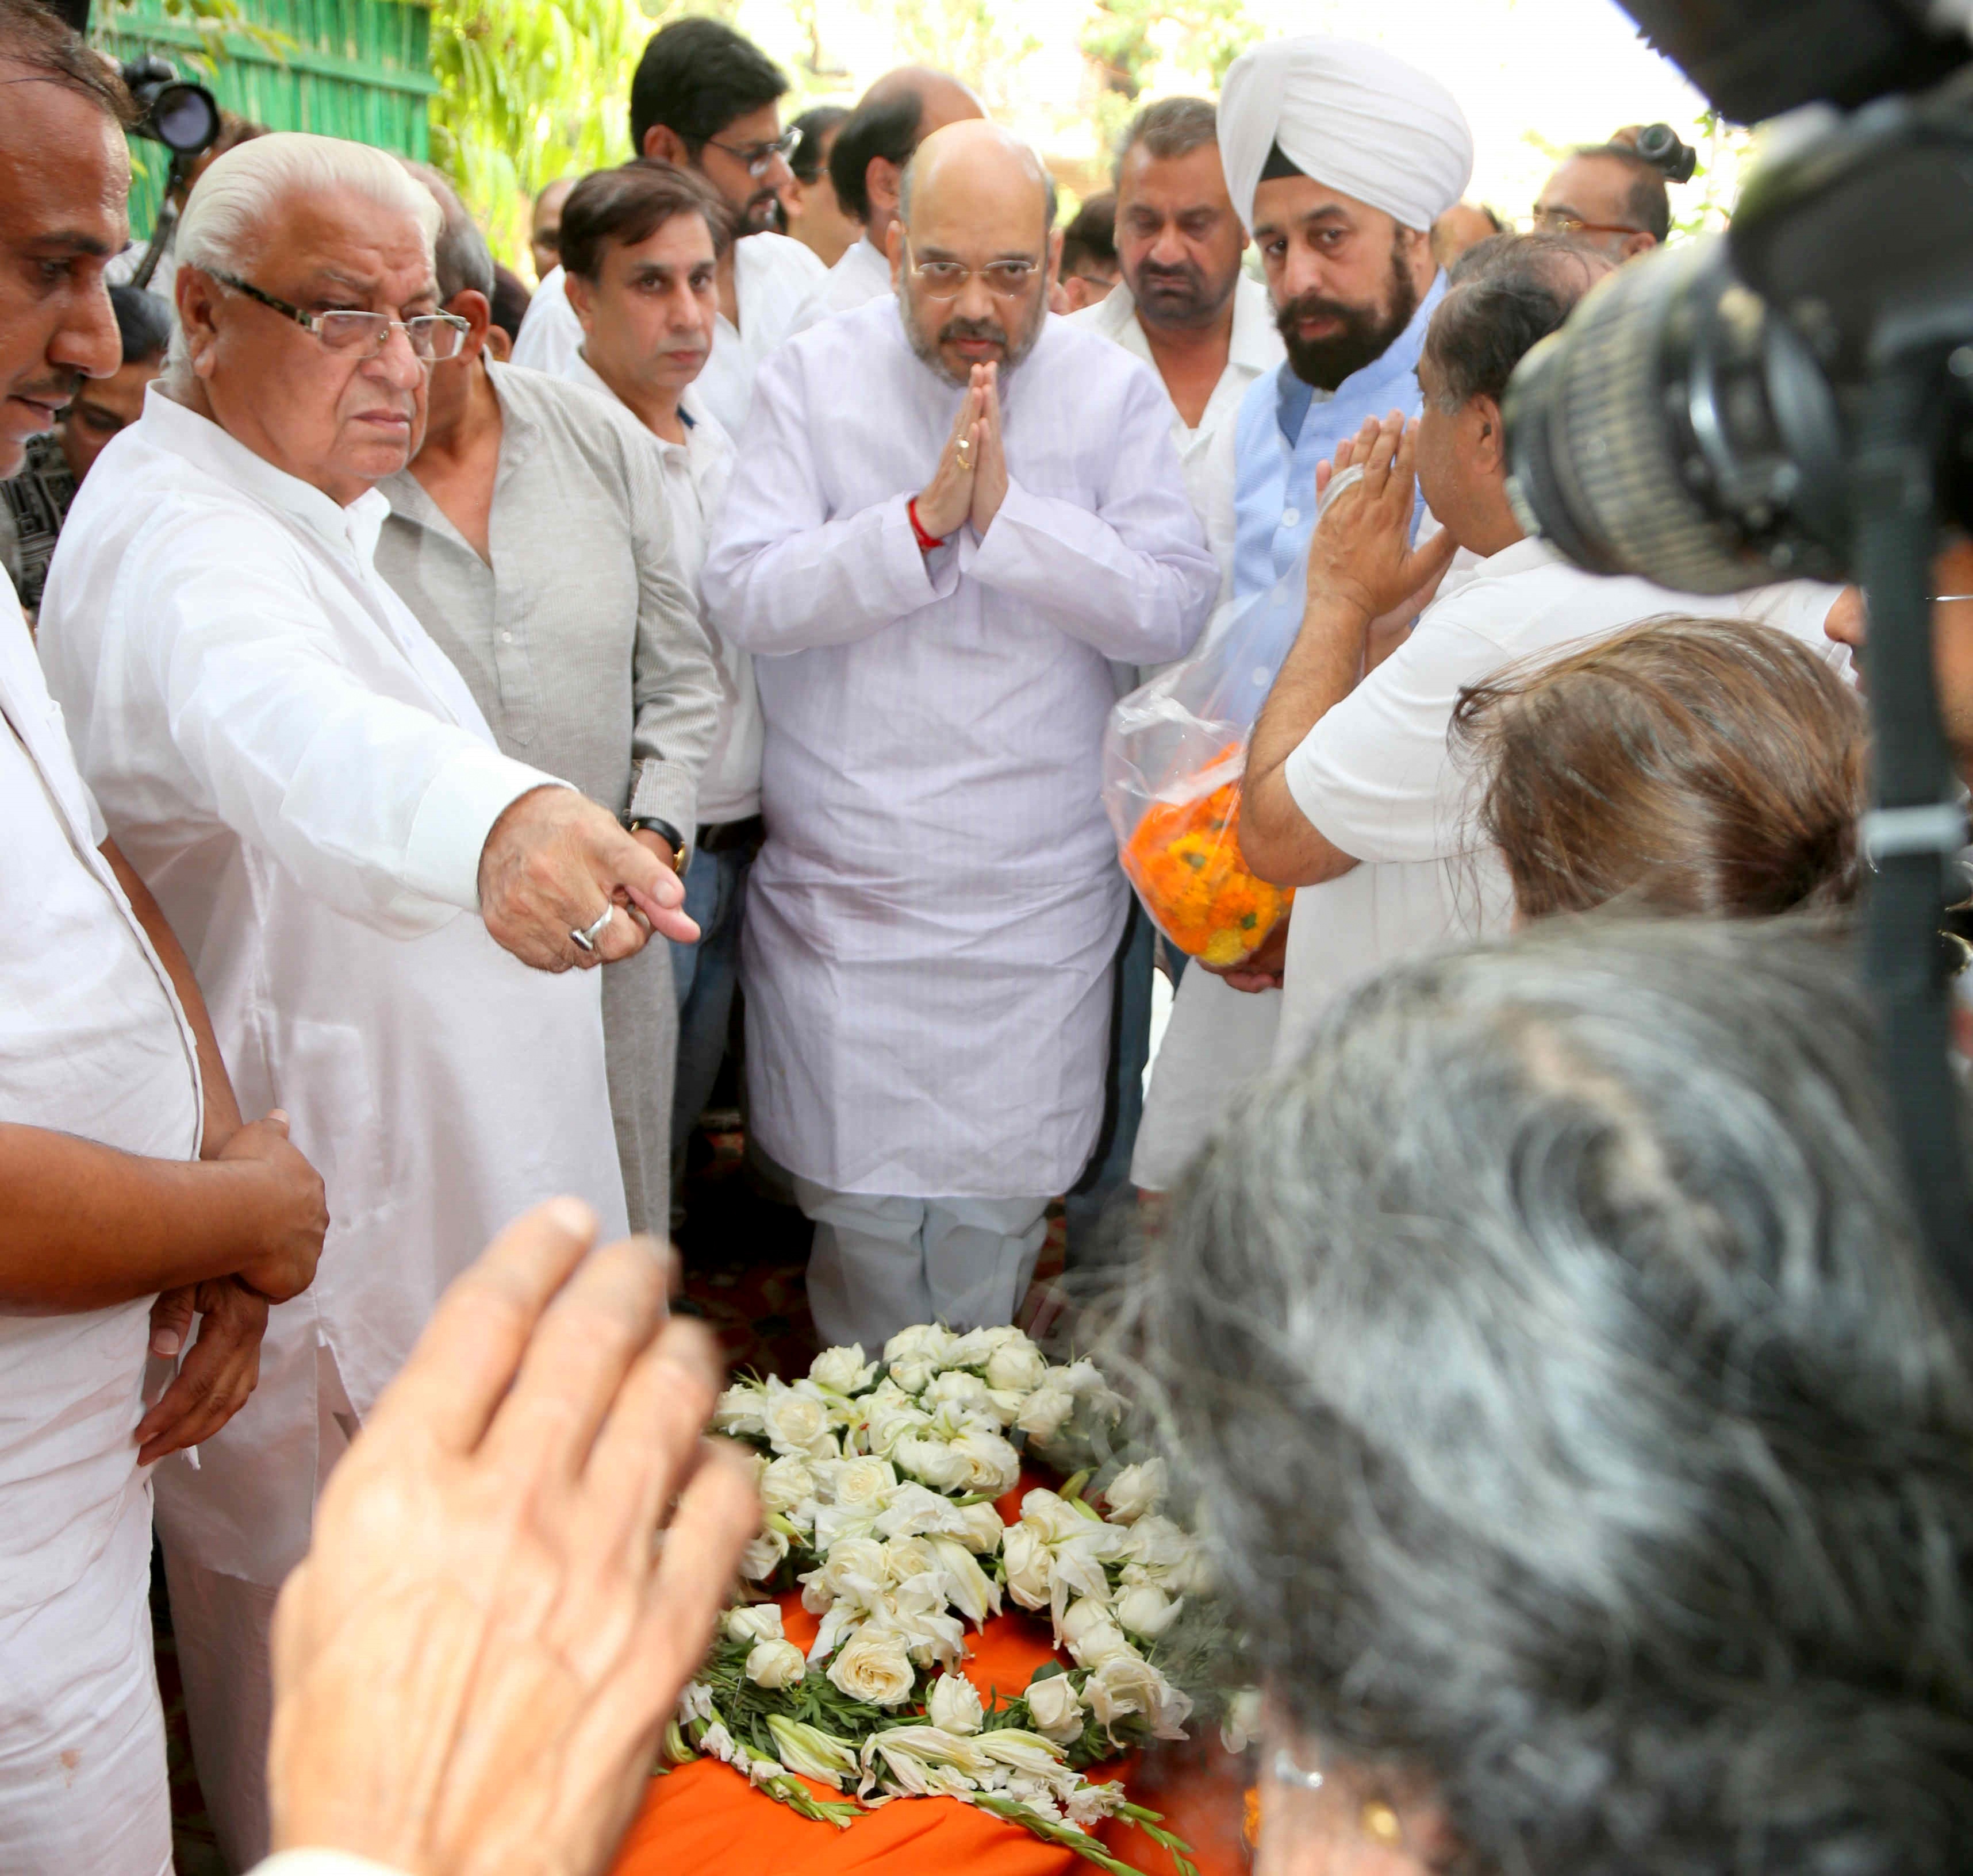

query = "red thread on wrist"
[{"left": 908, "top": 497, "right": 946, "bottom": 553}]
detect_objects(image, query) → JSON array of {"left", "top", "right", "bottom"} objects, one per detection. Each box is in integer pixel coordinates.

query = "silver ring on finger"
[{"left": 569, "top": 906, "right": 615, "bottom": 954}]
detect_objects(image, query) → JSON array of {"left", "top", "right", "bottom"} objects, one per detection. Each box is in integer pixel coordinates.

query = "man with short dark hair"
[
  {"left": 782, "top": 103, "right": 856, "bottom": 267},
  {"left": 0, "top": 8, "right": 327, "bottom": 1866},
  {"left": 1057, "top": 191, "right": 1118, "bottom": 310},
  {"left": 1238, "top": 234, "right": 1845, "bottom": 1066},
  {"left": 705, "top": 120, "right": 1215, "bottom": 1347},
  {"left": 528, "top": 174, "right": 573, "bottom": 283},
  {"left": 1533, "top": 143, "right": 1669, "bottom": 262},
  {"left": 790, "top": 65, "right": 985, "bottom": 331},
  {"left": 1, "top": 282, "right": 170, "bottom": 608},
  {"left": 510, "top": 17, "right": 823, "bottom": 432},
  {"left": 550, "top": 164, "right": 762, "bottom": 1208},
  {"left": 377, "top": 164, "right": 721, "bottom": 1241}
]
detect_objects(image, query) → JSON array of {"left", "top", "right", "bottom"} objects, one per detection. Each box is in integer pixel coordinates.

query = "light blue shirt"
[{"left": 1230, "top": 270, "right": 1446, "bottom": 598}]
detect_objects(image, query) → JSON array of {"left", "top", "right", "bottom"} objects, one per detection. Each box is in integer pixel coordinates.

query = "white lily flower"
[
  {"left": 675, "top": 1680, "right": 714, "bottom": 1725},
  {"left": 766, "top": 1714, "right": 861, "bottom": 1788},
  {"left": 926, "top": 1534, "right": 1002, "bottom": 1625}
]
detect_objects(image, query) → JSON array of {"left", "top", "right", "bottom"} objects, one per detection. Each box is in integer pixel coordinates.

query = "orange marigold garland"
[{"left": 1123, "top": 743, "right": 1293, "bottom": 967}]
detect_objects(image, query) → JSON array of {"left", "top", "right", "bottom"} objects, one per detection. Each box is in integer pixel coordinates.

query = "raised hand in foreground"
[{"left": 267, "top": 1199, "right": 759, "bottom": 1876}]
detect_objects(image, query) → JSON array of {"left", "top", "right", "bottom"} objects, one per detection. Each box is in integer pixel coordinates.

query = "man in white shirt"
[
  {"left": 0, "top": 22, "right": 328, "bottom": 1873},
  {"left": 551, "top": 162, "right": 758, "bottom": 1198},
  {"left": 1064, "top": 95, "right": 1284, "bottom": 1257},
  {"left": 37, "top": 132, "right": 694, "bottom": 1873},
  {"left": 1069, "top": 95, "right": 1282, "bottom": 577},
  {"left": 790, "top": 66, "right": 986, "bottom": 336},
  {"left": 1238, "top": 236, "right": 1846, "bottom": 1067},
  {"left": 704, "top": 122, "right": 1217, "bottom": 1348},
  {"left": 510, "top": 18, "right": 823, "bottom": 435}
]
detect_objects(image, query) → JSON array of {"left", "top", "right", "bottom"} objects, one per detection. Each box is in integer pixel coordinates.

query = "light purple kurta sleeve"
[
  {"left": 968, "top": 364, "right": 1219, "bottom": 664},
  {"left": 703, "top": 343, "right": 960, "bottom": 655}
]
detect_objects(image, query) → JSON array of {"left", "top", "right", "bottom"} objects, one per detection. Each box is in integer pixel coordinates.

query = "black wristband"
[{"left": 625, "top": 816, "right": 687, "bottom": 874}]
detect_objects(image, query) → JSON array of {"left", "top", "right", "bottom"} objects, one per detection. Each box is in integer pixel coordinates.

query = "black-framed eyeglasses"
[
  {"left": 207, "top": 270, "right": 470, "bottom": 362},
  {"left": 702, "top": 128, "right": 800, "bottom": 178}
]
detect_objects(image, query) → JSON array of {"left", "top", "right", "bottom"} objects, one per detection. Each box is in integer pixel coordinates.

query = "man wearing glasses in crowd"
[
  {"left": 511, "top": 16, "right": 824, "bottom": 435},
  {"left": 703, "top": 120, "right": 1216, "bottom": 1352},
  {"left": 37, "top": 131, "right": 694, "bottom": 1874},
  {"left": 1531, "top": 140, "right": 1669, "bottom": 262}
]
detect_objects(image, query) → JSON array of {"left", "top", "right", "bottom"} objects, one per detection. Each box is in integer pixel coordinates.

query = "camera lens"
[
  {"left": 1503, "top": 235, "right": 1847, "bottom": 594},
  {"left": 151, "top": 81, "right": 220, "bottom": 155}
]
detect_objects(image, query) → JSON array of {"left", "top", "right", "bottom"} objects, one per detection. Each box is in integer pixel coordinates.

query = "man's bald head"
[
  {"left": 890, "top": 122, "right": 1060, "bottom": 389},
  {"left": 861, "top": 64, "right": 984, "bottom": 133},
  {"left": 899, "top": 121, "right": 1054, "bottom": 242}
]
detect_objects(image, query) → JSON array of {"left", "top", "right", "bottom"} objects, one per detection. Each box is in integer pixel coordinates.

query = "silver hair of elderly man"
[
  {"left": 166, "top": 131, "right": 441, "bottom": 378},
  {"left": 1141, "top": 915, "right": 1973, "bottom": 1875}
]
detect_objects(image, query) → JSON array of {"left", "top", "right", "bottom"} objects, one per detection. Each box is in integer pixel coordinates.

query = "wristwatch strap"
[{"left": 625, "top": 815, "right": 688, "bottom": 875}]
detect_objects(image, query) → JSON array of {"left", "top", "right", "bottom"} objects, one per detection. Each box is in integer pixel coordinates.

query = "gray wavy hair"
[{"left": 1145, "top": 917, "right": 1973, "bottom": 1875}]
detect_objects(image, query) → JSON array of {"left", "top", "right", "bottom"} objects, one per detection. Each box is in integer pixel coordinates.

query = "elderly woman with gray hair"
[{"left": 1146, "top": 917, "right": 1973, "bottom": 1875}]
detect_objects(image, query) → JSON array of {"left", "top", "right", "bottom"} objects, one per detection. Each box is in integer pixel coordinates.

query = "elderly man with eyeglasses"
[
  {"left": 704, "top": 120, "right": 1217, "bottom": 1351},
  {"left": 36, "top": 132, "right": 697, "bottom": 1874}
]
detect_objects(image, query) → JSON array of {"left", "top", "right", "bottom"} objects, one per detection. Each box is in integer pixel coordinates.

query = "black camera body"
[{"left": 1503, "top": 0, "right": 1973, "bottom": 1302}]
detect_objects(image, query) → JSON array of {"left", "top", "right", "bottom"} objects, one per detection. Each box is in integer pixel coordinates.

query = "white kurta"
[
  {"left": 37, "top": 389, "right": 628, "bottom": 1590},
  {"left": 513, "top": 231, "right": 826, "bottom": 437},
  {"left": 788, "top": 233, "right": 894, "bottom": 335},
  {"left": 703, "top": 296, "right": 1219, "bottom": 1197},
  {"left": 0, "top": 570, "right": 198, "bottom": 1875}
]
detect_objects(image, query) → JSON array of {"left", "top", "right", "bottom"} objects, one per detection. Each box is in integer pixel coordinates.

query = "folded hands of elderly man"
[{"left": 267, "top": 1199, "right": 758, "bottom": 1876}]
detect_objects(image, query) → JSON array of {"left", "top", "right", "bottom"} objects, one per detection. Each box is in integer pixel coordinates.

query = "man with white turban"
[{"left": 1131, "top": 37, "right": 1473, "bottom": 1194}]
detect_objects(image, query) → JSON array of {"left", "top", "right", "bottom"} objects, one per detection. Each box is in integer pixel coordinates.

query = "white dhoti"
[
  {"left": 796, "top": 1179, "right": 1051, "bottom": 1350},
  {"left": 0, "top": 1484, "right": 170, "bottom": 1876},
  {"left": 1132, "top": 968, "right": 1284, "bottom": 1191}
]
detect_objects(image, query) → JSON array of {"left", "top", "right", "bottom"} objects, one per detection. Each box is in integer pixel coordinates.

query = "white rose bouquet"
[{"left": 671, "top": 1326, "right": 1245, "bottom": 1875}]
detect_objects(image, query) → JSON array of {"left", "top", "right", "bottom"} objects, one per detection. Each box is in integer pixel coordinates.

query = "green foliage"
[
  {"left": 428, "top": 0, "right": 661, "bottom": 270},
  {"left": 1078, "top": 0, "right": 1258, "bottom": 174},
  {"left": 1671, "top": 108, "right": 1757, "bottom": 240}
]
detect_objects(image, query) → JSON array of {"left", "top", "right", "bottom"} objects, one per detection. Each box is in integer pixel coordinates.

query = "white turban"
[{"left": 1217, "top": 37, "right": 1474, "bottom": 236}]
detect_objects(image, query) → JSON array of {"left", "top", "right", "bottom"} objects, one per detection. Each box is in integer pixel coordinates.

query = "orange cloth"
[
  {"left": 612, "top": 1478, "right": 1245, "bottom": 1876},
  {"left": 608, "top": 1603, "right": 1247, "bottom": 1876}
]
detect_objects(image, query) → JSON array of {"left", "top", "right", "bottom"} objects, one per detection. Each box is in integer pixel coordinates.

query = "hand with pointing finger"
[{"left": 478, "top": 786, "right": 698, "bottom": 974}]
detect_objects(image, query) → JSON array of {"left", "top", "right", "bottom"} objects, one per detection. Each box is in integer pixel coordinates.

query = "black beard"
[{"left": 1276, "top": 243, "right": 1420, "bottom": 391}]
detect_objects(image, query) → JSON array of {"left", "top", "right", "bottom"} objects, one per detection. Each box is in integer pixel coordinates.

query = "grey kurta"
[{"left": 377, "top": 359, "right": 721, "bottom": 1233}]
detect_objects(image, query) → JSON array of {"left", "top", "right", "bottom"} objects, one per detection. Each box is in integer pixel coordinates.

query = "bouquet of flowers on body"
[{"left": 666, "top": 1323, "right": 1250, "bottom": 1875}]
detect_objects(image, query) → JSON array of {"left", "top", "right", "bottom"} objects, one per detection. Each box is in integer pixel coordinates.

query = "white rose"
[
  {"left": 1059, "top": 1594, "right": 1117, "bottom": 1651},
  {"left": 758, "top": 1455, "right": 817, "bottom": 1516},
  {"left": 1084, "top": 1652, "right": 1161, "bottom": 1726},
  {"left": 882, "top": 1535, "right": 941, "bottom": 1585},
  {"left": 1018, "top": 1489, "right": 1090, "bottom": 1545},
  {"left": 761, "top": 1377, "right": 833, "bottom": 1456},
  {"left": 1115, "top": 1582, "right": 1182, "bottom": 1640},
  {"left": 800, "top": 1536, "right": 888, "bottom": 1612},
  {"left": 985, "top": 1339, "right": 1050, "bottom": 1393},
  {"left": 1220, "top": 1687, "right": 1264, "bottom": 1755},
  {"left": 817, "top": 1454, "right": 897, "bottom": 1513},
  {"left": 1065, "top": 1614, "right": 1135, "bottom": 1671},
  {"left": 1101, "top": 1458, "right": 1168, "bottom": 1525},
  {"left": 886, "top": 1355, "right": 939, "bottom": 1394},
  {"left": 711, "top": 1381, "right": 767, "bottom": 1437},
  {"left": 924, "top": 1369, "right": 992, "bottom": 1413},
  {"left": 1014, "top": 1386, "right": 1076, "bottom": 1444},
  {"left": 745, "top": 1637, "right": 808, "bottom": 1689},
  {"left": 982, "top": 1387, "right": 1030, "bottom": 1425},
  {"left": 810, "top": 1343, "right": 876, "bottom": 1394},
  {"left": 1000, "top": 1523, "right": 1053, "bottom": 1609},
  {"left": 864, "top": 1394, "right": 932, "bottom": 1458},
  {"left": 1024, "top": 1671, "right": 1086, "bottom": 1743},
  {"left": 949, "top": 1427, "right": 1022, "bottom": 1496},
  {"left": 895, "top": 1434, "right": 973, "bottom": 1494},
  {"left": 739, "top": 1528, "right": 789, "bottom": 1580},
  {"left": 826, "top": 1625, "right": 916, "bottom": 1706},
  {"left": 884, "top": 1323, "right": 956, "bottom": 1368},
  {"left": 722, "top": 1602, "right": 785, "bottom": 1645},
  {"left": 952, "top": 1500, "right": 1005, "bottom": 1554},
  {"left": 928, "top": 1673, "right": 984, "bottom": 1736},
  {"left": 941, "top": 1324, "right": 1019, "bottom": 1369}
]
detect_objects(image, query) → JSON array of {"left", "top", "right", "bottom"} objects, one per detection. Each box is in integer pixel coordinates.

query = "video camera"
[
  {"left": 120, "top": 55, "right": 220, "bottom": 159},
  {"left": 1503, "top": 0, "right": 1973, "bottom": 1300}
]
